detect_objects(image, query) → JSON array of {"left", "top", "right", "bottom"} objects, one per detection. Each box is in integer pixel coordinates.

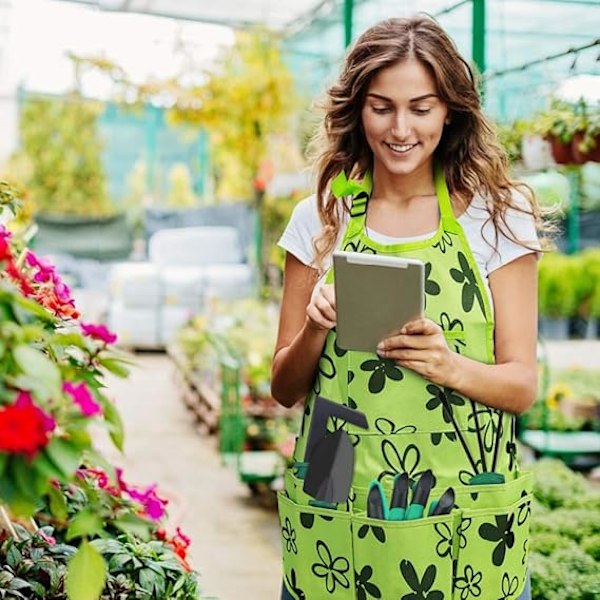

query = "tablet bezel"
[{"left": 333, "top": 250, "right": 425, "bottom": 353}]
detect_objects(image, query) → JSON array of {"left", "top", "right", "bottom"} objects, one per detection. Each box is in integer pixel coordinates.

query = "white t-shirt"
[{"left": 278, "top": 192, "right": 540, "bottom": 315}]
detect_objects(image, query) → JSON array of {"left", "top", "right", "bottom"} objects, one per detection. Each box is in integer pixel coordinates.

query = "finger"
[
  {"left": 378, "top": 334, "right": 432, "bottom": 352},
  {"left": 306, "top": 306, "right": 336, "bottom": 331},
  {"left": 314, "top": 294, "right": 337, "bottom": 323},
  {"left": 378, "top": 348, "right": 425, "bottom": 362},
  {"left": 320, "top": 283, "right": 336, "bottom": 308},
  {"left": 402, "top": 318, "right": 441, "bottom": 335}
]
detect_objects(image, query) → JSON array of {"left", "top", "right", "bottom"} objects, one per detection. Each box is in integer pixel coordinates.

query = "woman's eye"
[
  {"left": 372, "top": 106, "right": 391, "bottom": 114},
  {"left": 413, "top": 108, "right": 431, "bottom": 115}
]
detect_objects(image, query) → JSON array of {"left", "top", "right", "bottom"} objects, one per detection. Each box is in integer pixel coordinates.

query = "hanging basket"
[
  {"left": 572, "top": 133, "right": 600, "bottom": 164},
  {"left": 548, "top": 135, "right": 576, "bottom": 165}
]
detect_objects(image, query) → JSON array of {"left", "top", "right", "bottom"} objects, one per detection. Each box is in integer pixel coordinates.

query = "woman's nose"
[{"left": 391, "top": 112, "right": 411, "bottom": 138}]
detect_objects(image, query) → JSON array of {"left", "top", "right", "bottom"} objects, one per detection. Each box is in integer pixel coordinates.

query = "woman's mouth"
[{"left": 385, "top": 142, "right": 418, "bottom": 154}]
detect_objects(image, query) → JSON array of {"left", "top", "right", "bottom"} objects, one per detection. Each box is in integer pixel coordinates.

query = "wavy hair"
[{"left": 308, "top": 14, "right": 549, "bottom": 272}]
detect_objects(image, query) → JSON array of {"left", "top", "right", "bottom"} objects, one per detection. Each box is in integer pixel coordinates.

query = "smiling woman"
[{"left": 271, "top": 14, "right": 545, "bottom": 600}]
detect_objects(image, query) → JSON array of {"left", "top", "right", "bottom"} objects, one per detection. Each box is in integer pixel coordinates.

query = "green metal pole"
[
  {"left": 565, "top": 166, "right": 581, "bottom": 255},
  {"left": 472, "top": 0, "right": 486, "bottom": 89},
  {"left": 344, "top": 0, "right": 354, "bottom": 48}
]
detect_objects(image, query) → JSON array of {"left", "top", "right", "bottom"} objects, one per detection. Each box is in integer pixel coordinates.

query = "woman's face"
[{"left": 361, "top": 59, "right": 449, "bottom": 178}]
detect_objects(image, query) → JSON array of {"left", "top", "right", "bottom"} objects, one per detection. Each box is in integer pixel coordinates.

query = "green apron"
[{"left": 278, "top": 165, "right": 532, "bottom": 599}]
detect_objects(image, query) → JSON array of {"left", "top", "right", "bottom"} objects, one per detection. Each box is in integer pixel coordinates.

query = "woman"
[{"left": 272, "top": 15, "right": 541, "bottom": 600}]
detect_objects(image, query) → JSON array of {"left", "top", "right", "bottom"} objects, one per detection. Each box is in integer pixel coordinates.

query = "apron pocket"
[
  {"left": 352, "top": 512, "right": 456, "bottom": 599},
  {"left": 454, "top": 470, "right": 533, "bottom": 511},
  {"left": 278, "top": 492, "right": 355, "bottom": 600},
  {"left": 453, "top": 492, "right": 533, "bottom": 600}
]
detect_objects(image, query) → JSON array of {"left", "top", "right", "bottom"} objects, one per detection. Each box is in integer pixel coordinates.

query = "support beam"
[
  {"left": 472, "top": 0, "right": 486, "bottom": 76},
  {"left": 344, "top": 0, "right": 353, "bottom": 48}
]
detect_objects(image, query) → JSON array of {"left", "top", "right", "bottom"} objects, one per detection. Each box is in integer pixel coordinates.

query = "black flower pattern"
[
  {"left": 318, "top": 354, "right": 336, "bottom": 379},
  {"left": 431, "top": 430, "right": 457, "bottom": 446},
  {"left": 425, "top": 262, "right": 441, "bottom": 296},
  {"left": 434, "top": 522, "right": 453, "bottom": 558},
  {"left": 357, "top": 522, "right": 386, "bottom": 544},
  {"left": 355, "top": 565, "right": 382, "bottom": 599},
  {"left": 517, "top": 492, "right": 531, "bottom": 526},
  {"left": 453, "top": 564, "right": 483, "bottom": 600},
  {"left": 380, "top": 441, "right": 428, "bottom": 484},
  {"left": 425, "top": 384, "right": 466, "bottom": 423},
  {"left": 399, "top": 560, "right": 444, "bottom": 600},
  {"left": 287, "top": 569, "right": 306, "bottom": 600},
  {"left": 450, "top": 251, "right": 486, "bottom": 317},
  {"left": 282, "top": 517, "right": 297, "bottom": 554},
  {"left": 439, "top": 312, "right": 466, "bottom": 354},
  {"left": 433, "top": 230, "right": 454, "bottom": 254},
  {"left": 311, "top": 540, "right": 351, "bottom": 593},
  {"left": 360, "top": 357, "right": 404, "bottom": 393},
  {"left": 374, "top": 418, "right": 417, "bottom": 435},
  {"left": 467, "top": 406, "right": 496, "bottom": 454},
  {"left": 498, "top": 572, "right": 519, "bottom": 599},
  {"left": 456, "top": 517, "right": 472, "bottom": 550},
  {"left": 343, "top": 239, "right": 376, "bottom": 254},
  {"left": 479, "top": 513, "right": 515, "bottom": 566}
]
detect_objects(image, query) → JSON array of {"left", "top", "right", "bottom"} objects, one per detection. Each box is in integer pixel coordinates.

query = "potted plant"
[
  {"left": 534, "top": 99, "right": 580, "bottom": 165},
  {"left": 572, "top": 102, "right": 600, "bottom": 164}
]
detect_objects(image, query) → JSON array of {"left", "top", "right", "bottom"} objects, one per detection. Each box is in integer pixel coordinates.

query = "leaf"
[
  {"left": 47, "top": 483, "right": 69, "bottom": 521},
  {"left": 113, "top": 512, "right": 152, "bottom": 540},
  {"left": 0, "top": 452, "right": 8, "bottom": 478},
  {"left": 66, "top": 509, "right": 104, "bottom": 541},
  {"left": 13, "top": 345, "right": 61, "bottom": 397},
  {"left": 45, "top": 437, "right": 82, "bottom": 478},
  {"left": 33, "top": 450, "right": 67, "bottom": 482},
  {"left": 97, "top": 357, "right": 130, "bottom": 378},
  {"left": 101, "top": 400, "right": 124, "bottom": 452},
  {"left": 66, "top": 542, "right": 107, "bottom": 600}
]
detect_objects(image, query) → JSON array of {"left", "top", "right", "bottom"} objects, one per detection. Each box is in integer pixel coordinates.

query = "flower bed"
[{"left": 0, "top": 182, "right": 203, "bottom": 599}]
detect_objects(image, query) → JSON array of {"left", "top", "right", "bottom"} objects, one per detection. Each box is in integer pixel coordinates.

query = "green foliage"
[
  {"left": 528, "top": 459, "right": 600, "bottom": 600},
  {"left": 531, "top": 458, "right": 592, "bottom": 509},
  {"left": 0, "top": 524, "right": 75, "bottom": 599},
  {"left": 166, "top": 29, "right": 296, "bottom": 199},
  {"left": 262, "top": 192, "right": 303, "bottom": 274},
  {"left": 494, "top": 119, "right": 532, "bottom": 163},
  {"left": 530, "top": 547, "right": 600, "bottom": 600},
  {"left": 14, "top": 94, "right": 112, "bottom": 216},
  {"left": 533, "top": 98, "right": 581, "bottom": 143},
  {"left": 538, "top": 252, "right": 580, "bottom": 318}
]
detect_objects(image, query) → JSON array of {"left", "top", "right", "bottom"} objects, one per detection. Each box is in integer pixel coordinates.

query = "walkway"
[{"left": 100, "top": 339, "right": 600, "bottom": 600}]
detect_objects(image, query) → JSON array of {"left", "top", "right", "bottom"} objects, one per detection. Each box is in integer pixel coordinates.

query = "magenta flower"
[
  {"left": 63, "top": 381, "right": 102, "bottom": 417},
  {"left": 80, "top": 322, "right": 118, "bottom": 345},
  {"left": 126, "top": 483, "right": 168, "bottom": 521},
  {"left": 26, "top": 251, "right": 57, "bottom": 284}
]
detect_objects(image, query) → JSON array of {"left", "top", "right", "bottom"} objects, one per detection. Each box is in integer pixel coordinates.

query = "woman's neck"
[{"left": 370, "top": 163, "right": 436, "bottom": 206}]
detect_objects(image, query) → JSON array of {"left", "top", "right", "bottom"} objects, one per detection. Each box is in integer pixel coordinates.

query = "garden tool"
[
  {"left": 302, "top": 396, "right": 368, "bottom": 505},
  {"left": 405, "top": 469, "right": 434, "bottom": 520},
  {"left": 388, "top": 472, "right": 410, "bottom": 521},
  {"left": 367, "top": 480, "right": 389, "bottom": 520},
  {"left": 428, "top": 486, "right": 455, "bottom": 516}
]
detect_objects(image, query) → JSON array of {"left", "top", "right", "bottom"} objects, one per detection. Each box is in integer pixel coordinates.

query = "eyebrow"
[{"left": 366, "top": 92, "right": 438, "bottom": 102}]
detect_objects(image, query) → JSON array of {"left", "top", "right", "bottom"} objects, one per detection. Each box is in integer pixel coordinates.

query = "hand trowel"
[{"left": 302, "top": 396, "right": 368, "bottom": 506}]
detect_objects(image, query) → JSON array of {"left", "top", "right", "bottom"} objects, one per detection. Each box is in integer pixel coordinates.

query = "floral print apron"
[{"left": 279, "top": 165, "right": 532, "bottom": 599}]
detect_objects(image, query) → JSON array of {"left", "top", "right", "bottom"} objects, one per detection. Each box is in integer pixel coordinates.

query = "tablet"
[{"left": 333, "top": 251, "right": 425, "bottom": 353}]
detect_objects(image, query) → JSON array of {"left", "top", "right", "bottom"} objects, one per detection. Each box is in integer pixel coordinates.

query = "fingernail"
[{"left": 376, "top": 343, "right": 384, "bottom": 352}]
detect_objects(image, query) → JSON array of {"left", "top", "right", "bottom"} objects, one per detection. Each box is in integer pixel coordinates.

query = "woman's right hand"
[{"left": 305, "top": 283, "right": 337, "bottom": 332}]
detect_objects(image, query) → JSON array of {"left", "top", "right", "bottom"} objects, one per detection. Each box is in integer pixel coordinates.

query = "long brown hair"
[{"left": 308, "top": 14, "right": 547, "bottom": 271}]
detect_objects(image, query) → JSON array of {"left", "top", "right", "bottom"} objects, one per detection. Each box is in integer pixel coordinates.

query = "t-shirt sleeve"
[
  {"left": 486, "top": 191, "right": 541, "bottom": 274},
  {"left": 277, "top": 194, "right": 322, "bottom": 267}
]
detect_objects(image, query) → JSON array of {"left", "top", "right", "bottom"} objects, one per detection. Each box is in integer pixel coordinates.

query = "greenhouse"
[{"left": 0, "top": 1, "right": 599, "bottom": 600}]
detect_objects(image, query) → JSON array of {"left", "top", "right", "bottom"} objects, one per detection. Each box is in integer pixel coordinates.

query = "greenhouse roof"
[{"left": 51, "top": 0, "right": 329, "bottom": 30}]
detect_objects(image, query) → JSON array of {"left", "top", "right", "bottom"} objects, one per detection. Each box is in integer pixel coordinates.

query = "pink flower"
[
  {"left": 63, "top": 382, "right": 102, "bottom": 417},
  {"left": 80, "top": 322, "right": 117, "bottom": 344},
  {"left": 26, "top": 251, "right": 57, "bottom": 284},
  {"left": 126, "top": 483, "right": 168, "bottom": 521},
  {"left": 0, "top": 226, "right": 12, "bottom": 261}
]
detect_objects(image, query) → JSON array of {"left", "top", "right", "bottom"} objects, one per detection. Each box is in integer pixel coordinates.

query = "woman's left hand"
[{"left": 376, "top": 318, "right": 460, "bottom": 388}]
